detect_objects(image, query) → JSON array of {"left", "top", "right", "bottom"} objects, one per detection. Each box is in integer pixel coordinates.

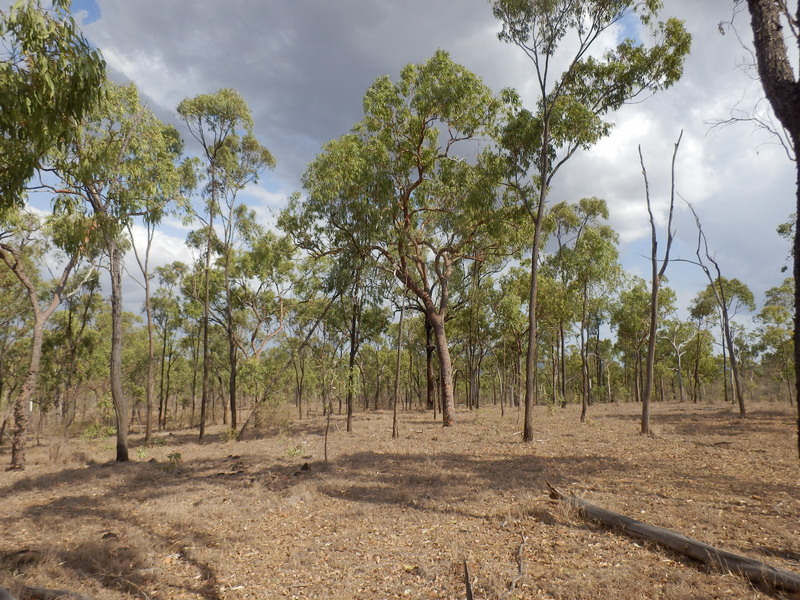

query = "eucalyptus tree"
[
  {"left": 45, "top": 82, "right": 184, "bottom": 462},
  {"left": 612, "top": 277, "right": 675, "bottom": 403},
  {"left": 0, "top": 211, "right": 89, "bottom": 469},
  {"left": 461, "top": 263, "right": 498, "bottom": 410},
  {"left": 286, "top": 51, "right": 516, "bottom": 427},
  {"left": 658, "top": 318, "right": 698, "bottom": 403},
  {"left": 687, "top": 312, "right": 717, "bottom": 403},
  {"left": 153, "top": 262, "right": 189, "bottom": 429},
  {"left": 174, "top": 258, "right": 207, "bottom": 425},
  {"left": 493, "top": 264, "right": 531, "bottom": 410},
  {"left": 178, "top": 88, "right": 275, "bottom": 436},
  {"left": 0, "top": 0, "right": 106, "bottom": 212},
  {"left": 756, "top": 278, "right": 794, "bottom": 403},
  {"left": 573, "top": 219, "right": 620, "bottom": 421},
  {"left": 212, "top": 210, "right": 288, "bottom": 430},
  {"left": 690, "top": 277, "right": 755, "bottom": 415},
  {"left": 230, "top": 228, "right": 293, "bottom": 360},
  {"left": 492, "top": 0, "right": 691, "bottom": 441},
  {"left": 543, "top": 203, "right": 581, "bottom": 406},
  {"left": 535, "top": 273, "right": 569, "bottom": 405},
  {"left": 126, "top": 128, "right": 192, "bottom": 441},
  {"left": 343, "top": 271, "right": 391, "bottom": 428},
  {"left": 544, "top": 198, "right": 619, "bottom": 419},
  {"left": 283, "top": 258, "right": 332, "bottom": 420},
  {"left": 42, "top": 268, "right": 102, "bottom": 425}
]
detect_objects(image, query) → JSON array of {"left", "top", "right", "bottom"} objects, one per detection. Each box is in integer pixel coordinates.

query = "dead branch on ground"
[
  {"left": 500, "top": 534, "right": 527, "bottom": 599},
  {"left": 0, "top": 586, "right": 96, "bottom": 600}
]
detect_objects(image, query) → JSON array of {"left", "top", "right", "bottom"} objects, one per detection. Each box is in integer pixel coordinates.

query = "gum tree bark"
[{"left": 744, "top": 0, "right": 800, "bottom": 458}]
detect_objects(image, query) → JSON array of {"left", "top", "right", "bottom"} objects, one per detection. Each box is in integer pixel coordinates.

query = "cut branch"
[
  {"left": 0, "top": 585, "right": 96, "bottom": 600},
  {"left": 500, "top": 534, "right": 527, "bottom": 599},
  {"left": 546, "top": 482, "right": 800, "bottom": 593}
]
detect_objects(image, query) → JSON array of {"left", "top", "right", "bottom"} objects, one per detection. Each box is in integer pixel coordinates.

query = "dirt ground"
[{"left": 1, "top": 400, "right": 799, "bottom": 600}]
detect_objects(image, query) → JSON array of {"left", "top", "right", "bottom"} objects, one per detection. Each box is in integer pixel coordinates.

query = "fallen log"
[
  {"left": 20, "top": 587, "right": 95, "bottom": 600},
  {"left": 0, "top": 585, "right": 95, "bottom": 600},
  {"left": 546, "top": 481, "right": 800, "bottom": 594}
]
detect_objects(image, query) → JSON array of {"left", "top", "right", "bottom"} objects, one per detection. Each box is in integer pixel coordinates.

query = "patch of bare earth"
[{"left": 1, "top": 401, "right": 798, "bottom": 599}]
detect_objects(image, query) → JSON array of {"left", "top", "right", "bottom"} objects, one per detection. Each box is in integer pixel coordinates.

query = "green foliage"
[
  {"left": 285, "top": 443, "right": 304, "bottom": 457},
  {"left": 690, "top": 277, "right": 755, "bottom": 322},
  {"left": 81, "top": 422, "right": 114, "bottom": 439},
  {"left": 45, "top": 81, "right": 185, "bottom": 258},
  {"left": 494, "top": 0, "right": 691, "bottom": 194},
  {"left": 755, "top": 278, "right": 794, "bottom": 384},
  {"left": 0, "top": 0, "right": 106, "bottom": 212},
  {"left": 290, "top": 50, "right": 518, "bottom": 297},
  {"left": 164, "top": 451, "right": 182, "bottom": 471}
]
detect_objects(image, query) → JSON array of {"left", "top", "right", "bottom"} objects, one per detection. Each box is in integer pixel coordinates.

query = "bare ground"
[{"left": 1, "top": 400, "right": 798, "bottom": 600}]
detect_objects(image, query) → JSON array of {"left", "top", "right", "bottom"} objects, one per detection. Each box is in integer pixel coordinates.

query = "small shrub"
[
  {"left": 286, "top": 444, "right": 303, "bottom": 457},
  {"left": 159, "top": 451, "right": 183, "bottom": 473},
  {"left": 81, "top": 422, "right": 115, "bottom": 440}
]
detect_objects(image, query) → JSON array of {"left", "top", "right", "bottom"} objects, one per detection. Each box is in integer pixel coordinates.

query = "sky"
[{"left": 40, "top": 1, "right": 800, "bottom": 320}]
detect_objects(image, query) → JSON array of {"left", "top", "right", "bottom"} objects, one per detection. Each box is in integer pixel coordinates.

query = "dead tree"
[{"left": 640, "top": 131, "right": 682, "bottom": 434}]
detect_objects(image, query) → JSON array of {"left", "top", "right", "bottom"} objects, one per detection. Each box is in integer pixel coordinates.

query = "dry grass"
[{"left": 1, "top": 400, "right": 799, "bottom": 599}]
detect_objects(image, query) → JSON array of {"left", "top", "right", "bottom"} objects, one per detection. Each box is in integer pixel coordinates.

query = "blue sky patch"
[{"left": 71, "top": 0, "right": 100, "bottom": 25}]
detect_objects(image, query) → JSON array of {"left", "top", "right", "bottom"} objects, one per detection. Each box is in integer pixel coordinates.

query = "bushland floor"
[{"left": 1, "top": 400, "right": 798, "bottom": 600}]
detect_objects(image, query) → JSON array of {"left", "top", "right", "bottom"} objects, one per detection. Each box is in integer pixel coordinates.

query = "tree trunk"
[
  {"left": 524, "top": 223, "right": 545, "bottom": 440},
  {"left": 719, "top": 307, "right": 746, "bottom": 416},
  {"left": 228, "top": 333, "right": 237, "bottom": 430},
  {"left": 744, "top": 0, "right": 800, "bottom": 458},
  {"left": 641, "top": 133, "right": 680, "bottom": 434},
  {"left": 143, "top": 282, "right": 155, "bottom": 442},
  {"left": 580, "top": 288, "right": 589, "bottom": 423},
  {"left": 158, "top": 319, "right": 169, "bottom": 430},
  {"left": 675, "top": 346, "right": 685, "bottom": 403},
  {"left": 392, "top": 293, "right": 406, "bottom": 438},
  {"left": 559, "top": 321, "right": 567, "bottom": 408},
  {"left": 428, "top": 311, "right": 455, "bottom": 426},
  {"left": 9, "top": 313, "right": 45, "bottom": 470},
  {"left": 200, "top": 207, "right": 214, "bottom": 440},
  {"left": 425, "top": 316, "right": 436, "bottom": 411},
  {"left": 108, "top": 241, "right": 129, "bottom": 462},
  {"left": 346, "top": 277, "right": 361, "bottom": 433},
  {"left": 795, "top": 158, "right": 800, "bottom": 459}
]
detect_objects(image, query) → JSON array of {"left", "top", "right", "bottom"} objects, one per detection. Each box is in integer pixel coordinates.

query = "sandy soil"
[{"left": 1, "top": 400, "right": 798, "bottom": 600}]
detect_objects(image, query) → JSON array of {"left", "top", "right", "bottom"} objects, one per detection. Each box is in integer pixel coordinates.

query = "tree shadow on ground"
[
  {"left": 2, "top": 493, "right": 222, "bottom": 600},
  {"left": 315, "top": 450, "right": 631, "bottom": 518}
]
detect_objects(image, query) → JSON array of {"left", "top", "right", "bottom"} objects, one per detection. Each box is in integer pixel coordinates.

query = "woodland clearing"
[{"left": 1, "top": 400, "right": 798, "bottom": 600}]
